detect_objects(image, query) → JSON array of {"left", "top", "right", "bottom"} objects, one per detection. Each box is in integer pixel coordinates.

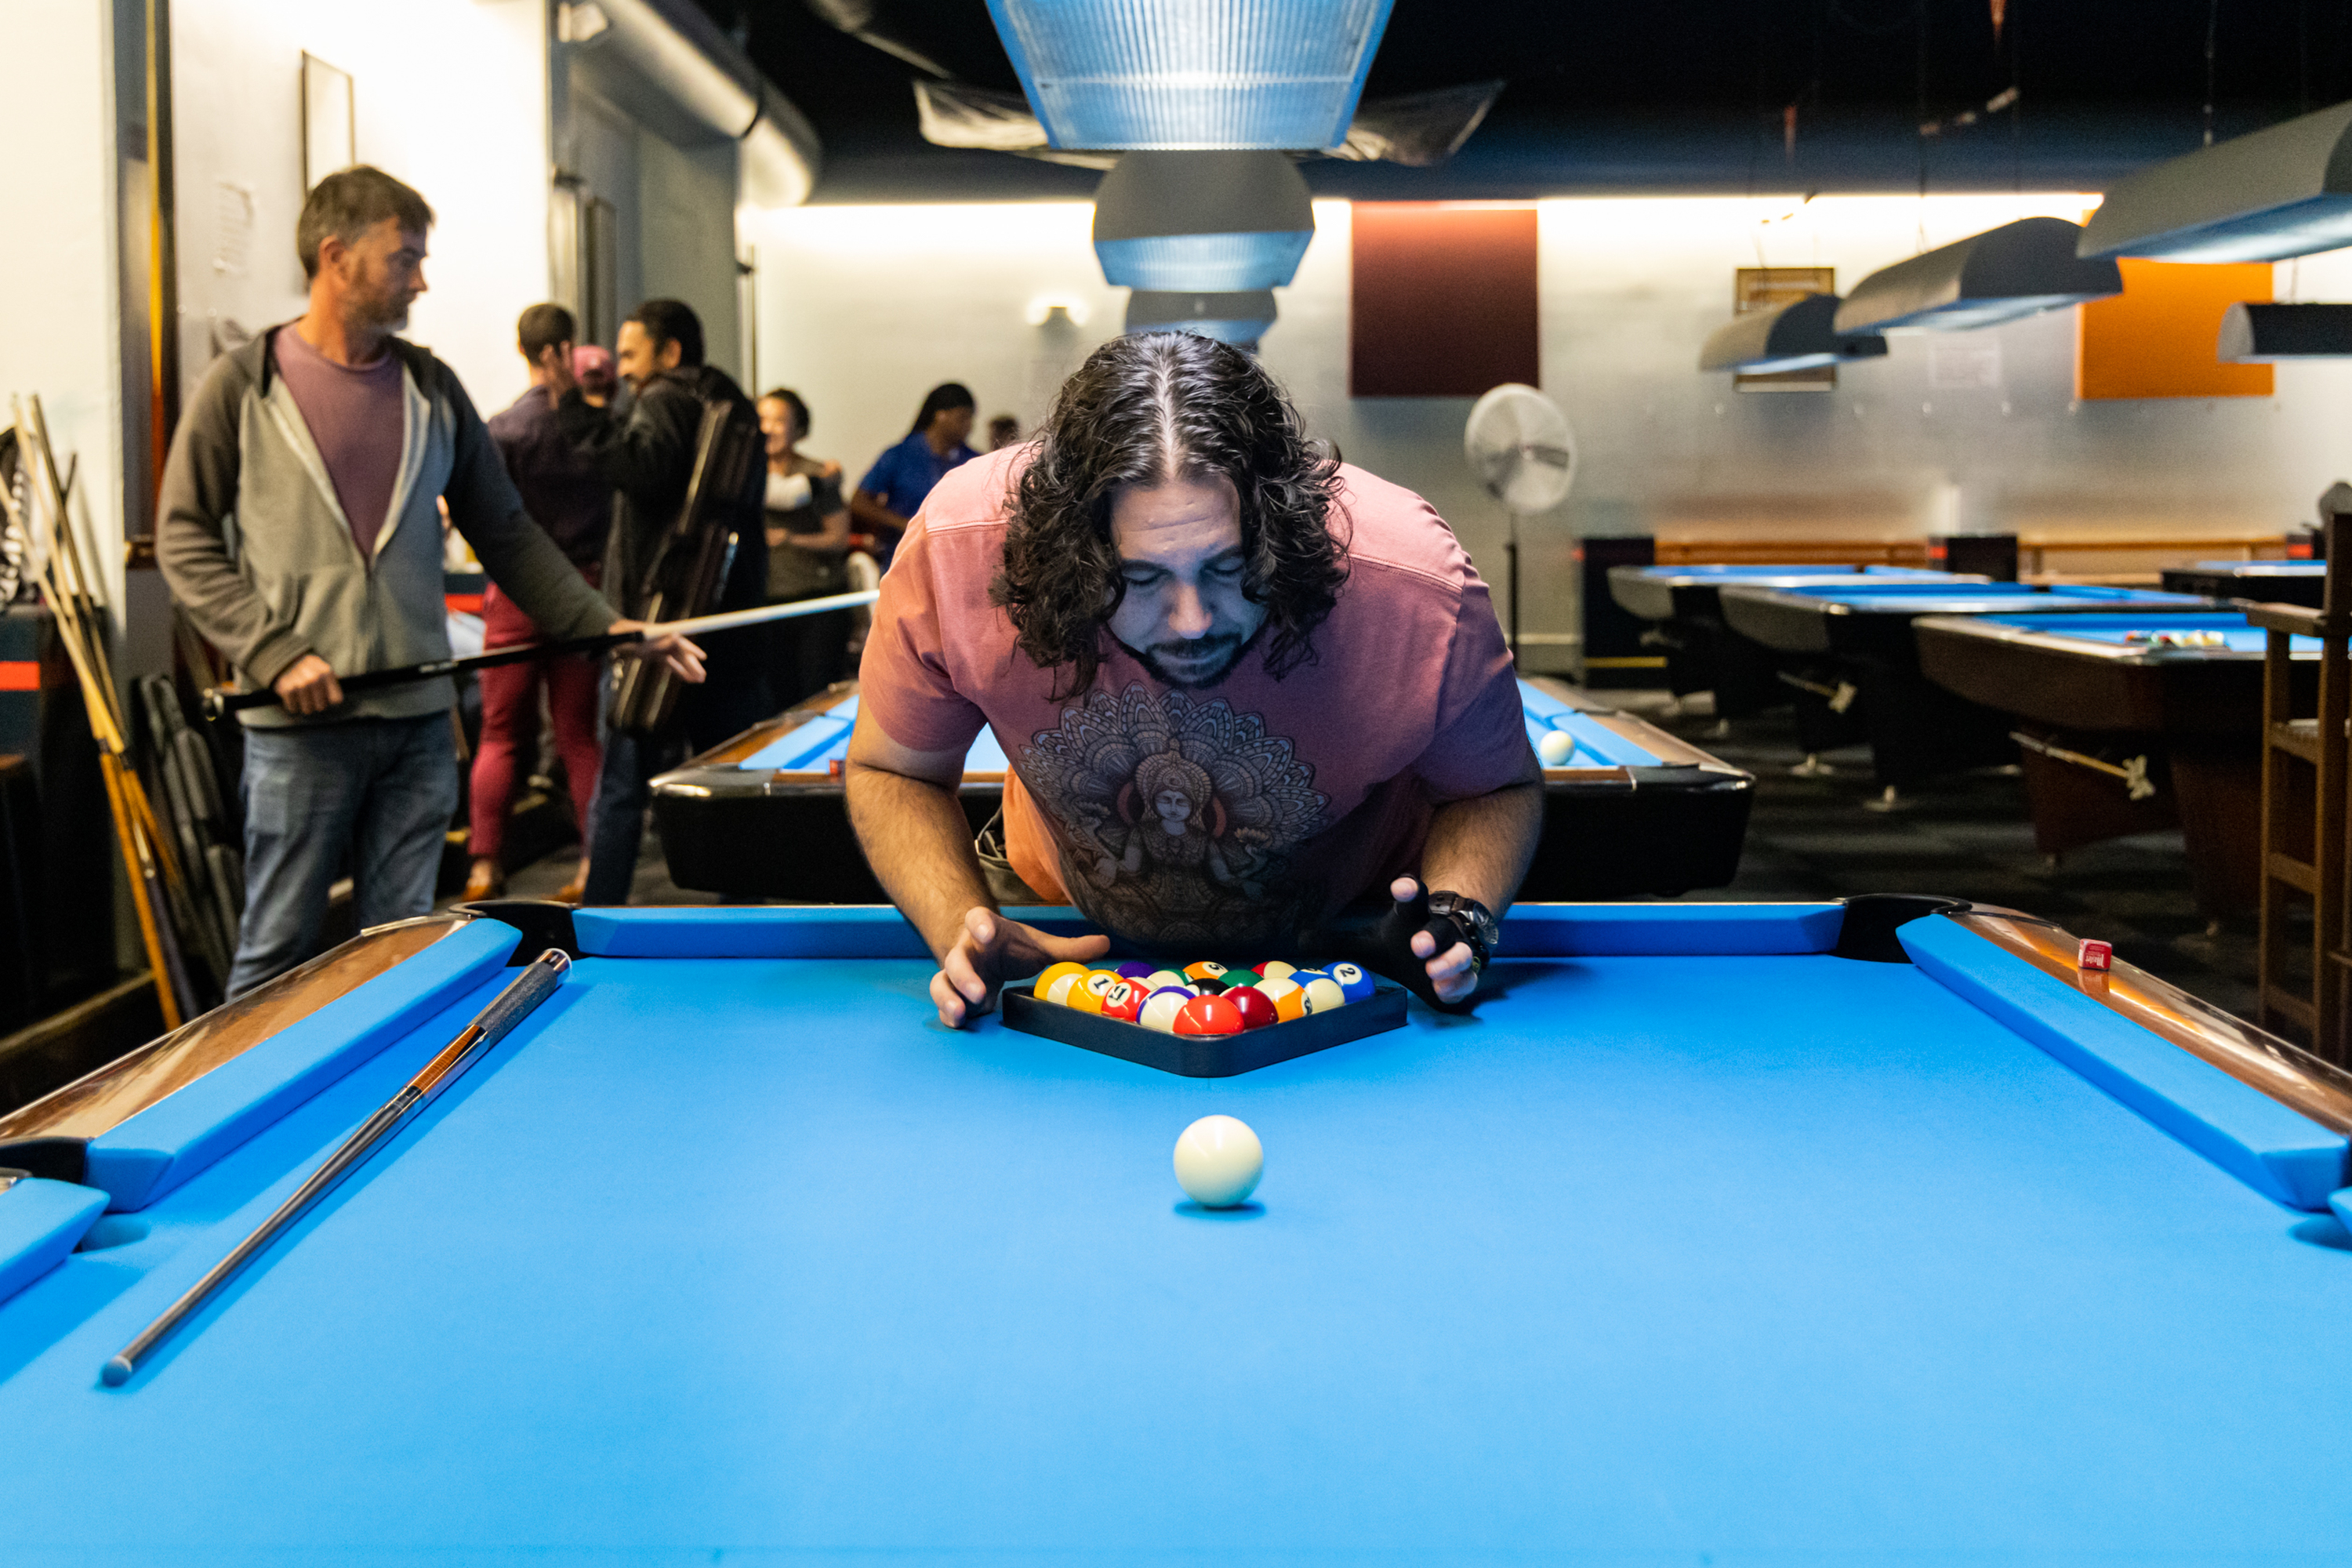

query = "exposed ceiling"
[{"left": 696, "top": 0, "right": 2352, "bottom": 201}]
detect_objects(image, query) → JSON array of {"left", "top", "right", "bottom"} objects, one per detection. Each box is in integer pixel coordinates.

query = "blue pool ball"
[{"left": 1328, "top": 962, "right": 1374, "bottom": 1003}]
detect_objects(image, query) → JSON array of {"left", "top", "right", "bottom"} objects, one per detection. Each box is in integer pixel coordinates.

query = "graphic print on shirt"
[{"left": 1019, "top": 686, "right": 1327, "bottom": 949}]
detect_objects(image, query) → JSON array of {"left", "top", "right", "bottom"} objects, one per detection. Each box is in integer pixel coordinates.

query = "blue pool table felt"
[
  {"left": 744, "top": 680, "right": 1662, "bottom": 774},
  {"left": 1768, "top": 584, "right": 2209, "bottom": 615},
  {"left": 5, "top": 906, "right": 2352, "bottom": 1562}
]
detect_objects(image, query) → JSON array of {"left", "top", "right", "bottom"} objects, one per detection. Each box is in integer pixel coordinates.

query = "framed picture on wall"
[{"left": 302, "top": 53, "right": 354, "bottom": 193}]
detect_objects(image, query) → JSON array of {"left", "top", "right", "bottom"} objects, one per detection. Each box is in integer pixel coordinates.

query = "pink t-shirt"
[{"left": 859, "top": 448, "right": 1528, "bottom": 952}]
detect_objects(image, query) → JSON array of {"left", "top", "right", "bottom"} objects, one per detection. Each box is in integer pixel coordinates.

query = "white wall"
[
  {"left": 753, "top": 192, "right": 2352, "bottom": 654},
  {"left": 170, "top": 0, "right": 553, "bottom": 420},
  {"left": 0, "top": 0, "right": 129, "bottom": 615}
]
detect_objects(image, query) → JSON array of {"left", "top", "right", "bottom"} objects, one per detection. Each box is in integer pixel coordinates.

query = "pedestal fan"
[{"left": 1463, "top": 383, "right": 1576, "bottom": 664}]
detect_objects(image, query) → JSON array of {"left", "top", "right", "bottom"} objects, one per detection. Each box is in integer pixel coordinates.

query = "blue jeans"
[
  {"left": 228, "top": 714, "right": 460, "bottom": 996},
  {"left": 583, "top": 648, "right": 772, "bottom": 906}
]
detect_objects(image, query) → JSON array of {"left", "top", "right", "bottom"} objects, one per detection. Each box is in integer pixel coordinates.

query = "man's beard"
[{"left": 1116, "top": 620, "right": 1266, "bottom": 691}]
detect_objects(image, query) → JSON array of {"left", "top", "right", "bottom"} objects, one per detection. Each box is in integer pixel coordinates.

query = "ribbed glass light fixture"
[
  {"left": 1698, "top": 295, "right": 1888, "bottom": 374},
  {"left": 985, "top": 0, "right": 1395, "bottom": 149},
  {"left": 1092, "top": 151, "right": 1315, "bottom": 291},
  {"left": 1835, "top": 218, "right": 2122, "bottom": 336},
  {"left": 2081, "top": 100, "right": 2352, "bottom": 263},
  {"left": 1125, "top": 289, "right": 1279, "bottom": 345}
]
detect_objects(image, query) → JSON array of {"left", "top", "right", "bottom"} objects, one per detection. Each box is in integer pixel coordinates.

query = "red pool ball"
[
  {"left": 1225, "top": 986, "right": 1279, "bottom": 1029},
  {"left": 1173, "top": 994, "right": 1246, "bottom": 1036}
]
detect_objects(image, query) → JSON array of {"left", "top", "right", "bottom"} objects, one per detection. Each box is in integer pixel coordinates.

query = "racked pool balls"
[
  {"left": 1300, "top": 974, "right": 1349, "bottom": 1014},
  {"left": 1182, "top": 960, "right": 1229, "bottom": 983},
  {"left": 1258, "top": 960, "right": 1298, "bottom": 982},
  {"left": 1114, "top": 960, "right": 1158, "bottom": 981},
  {"left": 1069, "top": 972, "right": 1125, "bottom": 1014},
  {"left": 1098, "top": 978, "right": 1145, "bottom": 1022},
  {"left": 1142, "top": 969, "right": 1189, "bottom": 993}
]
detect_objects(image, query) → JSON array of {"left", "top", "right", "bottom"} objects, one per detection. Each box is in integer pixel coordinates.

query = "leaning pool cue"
[
  {"left": 198, "top": 589, "right": 881, "bottom": 720},
  {"left": 101, "top": 948, "right": 573, "bottom": 1386}
]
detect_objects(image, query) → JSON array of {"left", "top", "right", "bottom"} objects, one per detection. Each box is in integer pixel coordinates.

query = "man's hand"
[
  {"left": 609, "top": 619, "right": 706, "bottom": 684},
  {"left": 273, "top": 653, "right": 344, "bottom": 716},
  {"left": 536, "top": 340, "right": 577, "bottom": 403},
  {"left": 1393, "top": 876, "right": 1481, "bottom": 1004},
  {"left": 933, "top": 906, "right": 1110, "bottom": 1028}
]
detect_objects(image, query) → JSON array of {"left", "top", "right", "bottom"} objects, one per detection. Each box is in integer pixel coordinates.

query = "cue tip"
[{"left": 100, "top": 1355, "right": 133, "bottom": 1387}]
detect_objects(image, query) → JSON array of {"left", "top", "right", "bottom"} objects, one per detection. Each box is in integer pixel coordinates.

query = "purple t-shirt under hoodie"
[{"left": 271, "top": 326, "right": 405, "bottom": 559}]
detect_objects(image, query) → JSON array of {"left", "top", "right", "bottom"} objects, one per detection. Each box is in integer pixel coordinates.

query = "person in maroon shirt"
[
  {"left": 845, "top": 333, "right": 1543, "bottom": 1026},
  {"left": 465, "top": 303, "right": 614, "bottom": 903}
]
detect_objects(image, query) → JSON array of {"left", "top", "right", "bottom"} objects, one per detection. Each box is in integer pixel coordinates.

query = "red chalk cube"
[{"left": 2077, "top": 939, "right": 2113, "bottom": 971}]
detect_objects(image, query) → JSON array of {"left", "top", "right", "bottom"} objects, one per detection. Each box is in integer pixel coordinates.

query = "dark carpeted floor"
[{"left": 1606, "top": 688, "right": 2266, "bottom": 1024}]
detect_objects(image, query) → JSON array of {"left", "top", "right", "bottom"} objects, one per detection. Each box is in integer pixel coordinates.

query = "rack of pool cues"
[{"left": 1, "top": 394, "right": 218, "bottom": 1031}]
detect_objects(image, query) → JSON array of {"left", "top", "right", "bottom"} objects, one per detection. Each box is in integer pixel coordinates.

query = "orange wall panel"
[{"left": 2076, "top": 258, "right": 2274, "bottom": 401}]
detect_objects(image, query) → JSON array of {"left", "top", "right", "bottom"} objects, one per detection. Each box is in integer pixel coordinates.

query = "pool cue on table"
[
  {"left": 100, "top": 948, "right": 573, "bottom": 1386},
  {"left": 198, "top": 589, "right": 882, "bottom": 720}
]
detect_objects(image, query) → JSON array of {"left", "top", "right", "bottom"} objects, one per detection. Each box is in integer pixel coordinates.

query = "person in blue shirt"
[{"left": 851, "top": 382, "right": 978, "bottom": 567}]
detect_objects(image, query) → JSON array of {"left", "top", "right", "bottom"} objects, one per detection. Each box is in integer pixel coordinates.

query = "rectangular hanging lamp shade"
[
  {"left": 2218, "top": 301, "right": 2352, "bottom": 360},
  {"left": 1699, "top": 294, "right": 1887, "bottom": 374},
  {"left": 1834, "top": 218, "right": 2122, "bottom": 336},
  {"left": 2081, "top": 100, "right": 2352, "bottom": 263},
  {"left": 984, "top": 0, "right": 1396, "bottom": 149},
  {"left": 1126, "top": 289, "right": 1279, "bottom": 344}
]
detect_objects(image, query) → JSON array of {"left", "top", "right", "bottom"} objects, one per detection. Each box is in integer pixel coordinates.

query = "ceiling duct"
[
  {"left": 2219, "top": 302, "right": 2352, "bottom": 360},
  {"left": 985, "top": 0, "right": 1396, "bottom": 150},
  {"left": 564, "top": 0, "right": 820, "bottom": 209},
  {"left": 2080, "top": 100, "right": 2352, "bottom": 263},
  {"left": 1093, "top": 151, "right": 1315, "bottom": 291},
  {"left": 1125, "top": 290, "right": 1279, "bottom": 345},
  {"left": 1699, "top": 294, "right": 1887, "bottom": 374},
  {"left": 1834, "top": 218, "right": 2121, "bottom": 336}
]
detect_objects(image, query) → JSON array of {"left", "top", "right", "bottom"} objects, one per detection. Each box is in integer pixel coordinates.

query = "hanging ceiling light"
[
  {"left": 1092, "top": 151, "right": 1315, "bottom": 291},
  {"left": 2080, "top": 100, "right": 2352, "bottom": 263},
  {"left": 985, "top": 0, "right": 1395, "bottom": 150},
  {"left": 1834, "top": 218, "right": 2122, "bottom": 336},
  {"left": 1125, "top": 290, "right": 1279, "bottom": 346},
  {"left": 2218, "top": 301, "right": 2352, "bottom": 360},
  {"left": 1698, "top": 294, "right": 1888, "bottom": 374}
]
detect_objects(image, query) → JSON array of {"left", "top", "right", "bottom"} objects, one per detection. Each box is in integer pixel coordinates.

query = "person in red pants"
[{"left": 466, "top": 304, "right": 615, "bottom": 902}]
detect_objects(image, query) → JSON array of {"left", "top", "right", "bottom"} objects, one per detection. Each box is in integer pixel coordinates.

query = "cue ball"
[
  {"left": 1537, "top": 728, "right": 1577, "bottom": 766},
  {"left": 1174, "top": 1115, "right": 1263, "bottom": 1207}
]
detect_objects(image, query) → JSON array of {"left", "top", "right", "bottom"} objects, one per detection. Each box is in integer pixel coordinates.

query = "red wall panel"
[{"left": 1349, "top": 205, "right": 1540, "bottom": 398}]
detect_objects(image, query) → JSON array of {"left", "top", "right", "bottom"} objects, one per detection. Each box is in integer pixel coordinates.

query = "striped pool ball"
[
  {"left": 1044, "top": 971, "right": 1088, "bottom": 1006},
  {"left": 1271, "top": 984, "right": 1309, "bottom": 1022},
  {"left": 1301, "top": 975, "right": 1349, "bottom": 1013},
  {"left": 1181, "top": 960, "right": 1229, "bottom": 983},
  {"left": 1257, "top": 960, "right": 1298, "bottom": 982},
  {"left": 1174, "top": 994, "right": 1246, "bottom": 1036},
  {"left": 1138, "top": 988, "right": 1195, "bottom": 1033},
  {"left": 1032, "top": 961, "right": 1090, "bottom": 1000},
  {"left": 1327, "top": 962, "right": 1374, "bottom": 1003},
  {"left": 1143, "top": 969, "right": 1189, "bottom": 993}
]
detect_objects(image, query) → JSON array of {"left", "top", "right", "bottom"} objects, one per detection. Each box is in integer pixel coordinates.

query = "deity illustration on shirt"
[{"left": 1018, "top": 685, "right": 1327, "bottom": 949}]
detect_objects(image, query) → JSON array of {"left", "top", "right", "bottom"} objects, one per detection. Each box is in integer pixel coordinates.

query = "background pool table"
[
  {"left": 652, "top": 677, "right": 1756, "bottom": 901},
  {"left": 4, "top": 898, "right": 2352, "bottom": 1561},
  {"left": 1918, "top": 608, "right": 2321, "bottom": 918}
]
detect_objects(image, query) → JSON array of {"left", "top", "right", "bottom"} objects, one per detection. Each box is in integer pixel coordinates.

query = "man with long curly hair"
[{"left": 845, "top": 332, "right": 1541, "bottom": 1025}]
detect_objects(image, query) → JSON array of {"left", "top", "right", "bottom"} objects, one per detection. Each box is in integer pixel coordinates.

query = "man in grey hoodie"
[{"left": 158, "top": 166, "right": 699, "bottom": 994}]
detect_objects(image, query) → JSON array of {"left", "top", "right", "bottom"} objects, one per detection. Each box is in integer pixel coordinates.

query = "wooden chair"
[{"left": 2254, "top": 485, "right": 2352, "bottom": 1060}]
